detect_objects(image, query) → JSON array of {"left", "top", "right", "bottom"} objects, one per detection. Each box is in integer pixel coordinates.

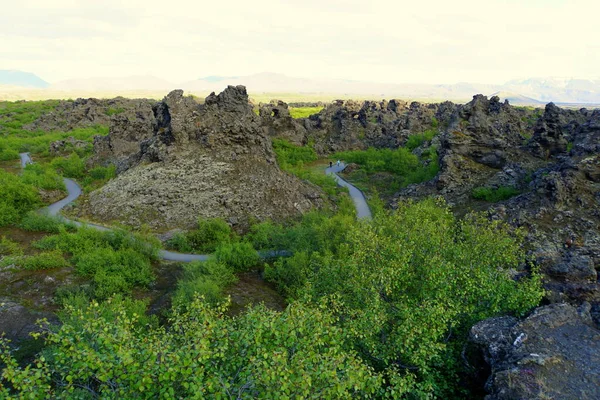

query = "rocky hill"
[{"left": 85, "top": 86, "right": 322, "bottom": 231}]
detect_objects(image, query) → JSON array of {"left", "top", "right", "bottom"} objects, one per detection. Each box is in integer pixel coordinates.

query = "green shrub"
[
  {"left": 74, "top": 247, "right": 153, "bottom": 299},
  {"left": 0, "top": 170, "right": 41, "bottom": 227},
  {"left": 0, "top": 148, "right": 20, "bottom": 161},
  {"left": 291, "top": 198, "right": 543, "bottom": 397},
  {"left": 0, "top": 236, "right": 22, "bottom": 256},
  {"left": 472, "top": 186, "right": 521, "bottom": 202},
  {"left": 88, "top": 165, "right": 116, "bottom": 180},
  {"left": 172, "top": 259, "right": 238, "bottom": 308},
  {"left": 50, "top": 153, "right": 85, "bottom": 178},
  {"left": 19, "top": 212, "right": 76, "bottom": 233},
  {"left": 21, "top": 163, "right": 66, "bottom": 191},
  {"left": 405, "top": 129, "right": 437, "bottom": 150},
  {"left": 166, "top": 232, "right": 193, "bottom": 253},
  {"left": 272, "top": 139, "right": 318, "bottom": 167},
  {"left": 33, "top": 227, "right": 157, "bottom": 298},
  {"left": 0, "top": 298, "right": 382, "bottom": 398},
  {"left": 215, "top": 242, "right": 260, "bottom": 272},
  {"left": 171, "top": 218, "right": 235, "bottom": 253},
  {"left": 21, "top": 250, "right": 69, "bottom": 270}
]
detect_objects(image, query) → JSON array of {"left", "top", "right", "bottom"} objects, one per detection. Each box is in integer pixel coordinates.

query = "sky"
[{"left": 2, "top": 0, "right": 599, "bottom": 85}]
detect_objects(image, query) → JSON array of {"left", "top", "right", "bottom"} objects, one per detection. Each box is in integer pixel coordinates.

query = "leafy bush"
[
  {"left": 0, "top": 170, "right": 41, "bottom": 227},
  {"left": 168, "top": 218, "right": 235, "bottom": 253},
  {"left": 21, "top": 250, "right": 69, "bottom": 270},
  {"left": 0, "top": 298, "right": 382, "bottom": 398},
  {"left": 272, "top": 139, "right": 318, "bottom": 167},
  {"left": 19, "top": 212, "right": 76, "bottom": 233},
  {"left": 215, "top": 242, "right": 260, "bottom": 272},
  {"left": 21, "top": 163, "right": 65, "bottom": 191},
  {"left": 87, "top": 165, "right": 116, "bottom": 180},
  {"left": 0, "top": 148, "right": 20, "bottom": 161},
  {"left": 50, "top": 152, "right": 85, "bottom": 178},
  {"left": 173, "top": 259, "right": 238, "bottom": 308},
  {"left": 33, "top": 227, "right": 158, "bottom": 298},
  {"left": 405, "top": 129, "right": 437, "bottom": 150},
  {"left": 0, "top": 236, "right": 22, "bottom": 256},
  {"left": 472, "top": 186, "right": 521, "bottom": 202},
  {"left": 291, "top": 198, "right": 543, "bottom": 397}
]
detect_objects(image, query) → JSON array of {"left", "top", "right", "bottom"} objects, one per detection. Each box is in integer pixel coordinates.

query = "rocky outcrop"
[
  {"left": 0, "top": 298, "right": 56, "bottom": 343},
  {"left": 259, "top": 98, "right": 460, "bottom": 155},
  {"left": 470, "top": 303, "right": 600, "bottom": 399},
  {"left": 25, "top": 97, "right": 155, "bottom": 132},
  {"left": 259, "top": 101, "right": 307, "bottom": 145},
  {"left": 86, "top": 87, "right": 323, "bottom": 231},
  {"left": 49, "top": 136, "right": 89, "bottom": 155},
  {"left": 382, "top": 95, "right": 600, "bottom": 399}
]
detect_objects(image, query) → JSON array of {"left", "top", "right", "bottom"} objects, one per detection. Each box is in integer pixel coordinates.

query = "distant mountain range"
[
  {"left": 0, "top": 70, "right": 49, "bottom": 88},
  {"left": 3, "top": 70, "right": 600, "bottom": 105}
]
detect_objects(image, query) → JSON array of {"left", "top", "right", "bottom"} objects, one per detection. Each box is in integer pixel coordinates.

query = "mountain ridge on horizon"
[{"left": 3, "top": 70, "right": 600, "bottom": 105}]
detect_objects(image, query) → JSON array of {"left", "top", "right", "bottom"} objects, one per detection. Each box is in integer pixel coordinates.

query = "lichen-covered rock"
[
  {"left": 25, "top": 97, "right": 155, "bottom": 132},
  {"left": 49, "top": 136, "right": 89, "bottom": 155},
  {"left": 470, "top": 303, "right": 600, "bottom": 399},
  {"left": 86, "top": 86, "right": 323, "bottom": 231},
  {"left": 259, "top": 98, "right": 459, "bottom": 155}
]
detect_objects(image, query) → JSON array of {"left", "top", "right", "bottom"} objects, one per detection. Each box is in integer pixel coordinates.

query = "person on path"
[
  {"left": 337, "top": 160, "right": 340, "bottom": 167},
  {"left": 329, "top": 161, "right": 333, "bottom": 168}
]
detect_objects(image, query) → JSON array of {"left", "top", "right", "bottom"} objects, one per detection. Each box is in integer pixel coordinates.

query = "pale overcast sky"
[{"left": 2, "top": 0, "right": 599, "bottom": 84}]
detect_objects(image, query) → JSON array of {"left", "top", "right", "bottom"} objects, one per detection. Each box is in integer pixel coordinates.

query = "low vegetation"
[
  {"left": 288, "top": 106, "right": 323, "bottom": 119},
  {"left": 472, "top": 186, "right": 521, "bottom": 202},
  {"left": 334, "top": 143, "right": 440, "bottom": 198},
  {"left": 272, "top": 138, "right": 340, "bottom": 196}
]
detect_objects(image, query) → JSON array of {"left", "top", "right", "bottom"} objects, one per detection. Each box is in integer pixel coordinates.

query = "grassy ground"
[{"left": 289, "top": 106, "right": 323, "bottom": 119}]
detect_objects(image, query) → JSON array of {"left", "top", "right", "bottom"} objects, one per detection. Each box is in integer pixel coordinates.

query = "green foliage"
[
  {"left": 21, "top": 250, "right": 69, "bottom": 270},
  {"left": 172, "top": 259, "right": 237, "bottom": 307},
  {"left": 0, "top": 170, "right": 41, "bottom": 227},
  {"left": 21, "top": 162, "right": 66, "bottom": 191},
  {"left": 336, "top": 145, "right": 440, "bottom": 188},
  {"left": 33, "top": 227, "right": 158, "bottom": 298},
  {"left": 104, "top": 107, "right": 125, "bottom": 116},
  {"left": 0, "top": 148, "right": 19, "bottom": 161},
  {"left": 472, "top": 186, "right": 521, "bottom": 202},
  {"left": 50, "top": 152, "right": 85, "bottom": 178},
  {"left": 566, "top": 142, "right": 573, "bottom": 152},
  {"left": 405, "top": 129, "right": 437, "bottom": 150},
  {"left": 19, "top": 212, "right": 77, "bottom": 233},
  {"left": 286, "top": 198, "right": 543, "bottom": 397},
  {"left": 272, "top": 138, "right": 318, "bottom": 167},
  {"left": 0, "top": 297, "right": 382, "bottom": 398},
  {"left": 214, "top": 241, "right": 260, "bottom": 272},
  {"left": 0, "top": 100, "right": 107, "bottom": 163},
  {"left": 0, "top": 236, "right": 22, "bottom": 256},
  {"left": 288, "top": 106, "right": 323, "bottom": 119},
  {"left": 87, "top": 164, "right": 116, "bottom": 180},
  {"left": 168, "top": 217, "right": 235, "bottom": 253}
]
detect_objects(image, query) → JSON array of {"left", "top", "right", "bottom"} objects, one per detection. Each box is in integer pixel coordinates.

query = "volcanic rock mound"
[{"left": 87, "top": 86, "right": 322, "bottom": 231}]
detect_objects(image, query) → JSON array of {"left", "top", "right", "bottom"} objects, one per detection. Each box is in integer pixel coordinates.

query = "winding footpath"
[{"left": 21, "top": 153, "right": 371, "bottom": 262}]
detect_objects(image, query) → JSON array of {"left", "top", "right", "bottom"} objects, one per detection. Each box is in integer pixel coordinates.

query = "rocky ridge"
[
  {"left": 24, "top": 97, "right": 155, "bottom": 132},
  {"left": 85, "top": 86, "right": 322, "bottom": 231}
]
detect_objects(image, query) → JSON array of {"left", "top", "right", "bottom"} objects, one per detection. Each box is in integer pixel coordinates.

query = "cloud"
[{"left": 3, "top": 0, "right": 599, "bottom": 84}]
